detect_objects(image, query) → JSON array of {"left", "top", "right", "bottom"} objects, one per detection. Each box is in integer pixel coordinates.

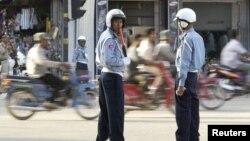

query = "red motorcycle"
[
  {"left": 123, "top": 60, "right": 225, "bottom": 114},
  {"left": 197, "top": 64, "right": 225, "bottom": 110},
  {"left": 208, "top": 63, "right": 249, "bottom": 101},
  {"left": 123, "top": 63, "right": 175, "bottom": 113}
]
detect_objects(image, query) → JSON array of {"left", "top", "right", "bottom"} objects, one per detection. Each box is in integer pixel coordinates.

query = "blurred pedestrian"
[
  {"left": 72, "top": 35, "right": 88, "bottom": 76},
  {"left": 95, "top": 9, "right": 130, "bottom": 141},
  {"left": 218, "top": 30, "right": 229, "bottom": 55},
  {"left": 174, "top": 8, "right": 205, "bottom": 141},
  {"left": 203, "top": 31, "right": 216, "bottom": 58},
  {"left": 0, "top": 33, "right": 10, "bottom": 74}
]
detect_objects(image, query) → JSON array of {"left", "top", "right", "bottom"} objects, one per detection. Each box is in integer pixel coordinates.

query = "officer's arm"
[
  {"left": 178, "top": 38, "right": 192, "bottom": 86},
  {"left": 103, "top": 39, "right": 124, "bottom": 67}
]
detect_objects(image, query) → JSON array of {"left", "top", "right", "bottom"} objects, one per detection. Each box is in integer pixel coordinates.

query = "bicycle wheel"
[
  {"left": 6, "top": 90, "right": 36, "bottom": 120},
  {"left": 199, "top": 84, "right": 225, "bottom": 110},
  {"left": 75, "top": 89, "right": 100, "bottom": 120},
  {"left": 164, "top": 90, "right": 175, "bottom": 114}
]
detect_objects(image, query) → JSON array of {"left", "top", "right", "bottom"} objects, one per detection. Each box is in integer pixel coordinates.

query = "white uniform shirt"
[{"left": 220, "top": 39, "right": 247, "bottom": 68}]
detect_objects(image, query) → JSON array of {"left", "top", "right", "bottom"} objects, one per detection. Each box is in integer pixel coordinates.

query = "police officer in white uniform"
[
  {"left": 174, "top": 8, "right": 205, "bottom": 141},
  {"left": 95, "top": 9, "right": 130, "bottom": 141},
  {"left": 72, "top": 35, "right": 88, "bottom": 75}
]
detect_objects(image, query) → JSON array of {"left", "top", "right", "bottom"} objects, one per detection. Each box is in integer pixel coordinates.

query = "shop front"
[
  {"left": 0, "top": 0, "right": 64, "bottom": 59},
  {"left": 108, "top": 0, "right": 250, "bottom": 58},
  {"left": 180, "top": 0, "right": 250, "bottom": 58},
  {"left": 0, "top": 0, "right": 64, "bottom": 75}
]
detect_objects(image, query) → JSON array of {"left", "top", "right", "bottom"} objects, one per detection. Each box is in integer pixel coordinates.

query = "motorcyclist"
[
  {"left": 220, "top": 29, "right": 250, "bottom": 86},
  {"left": 125, "top": 34, "right": 144, "bottom": 81},
  {"left": 153, "top": 29, "right": 176, "bottom": 77},
  {"left": 153, "top": 29, "right": 175, "bottom": 62},
  {"left": 126, "top": 34, "right": 161, "bottom": 91},
  {"left": 26, "top": 32, "right": 71, "bottom": 109},
  {"left": 136, "top": 28, "right": 163, "bottom": 95}
]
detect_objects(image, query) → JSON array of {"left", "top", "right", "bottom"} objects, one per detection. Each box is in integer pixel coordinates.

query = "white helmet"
[
  {"left": 106, "top": 9, "right": 126, "bottom": 28},
  {"left": 175, "top": 8, "right": 196, "bottom": 28},
  {"left": 77, "top": 35, "right": 86, "bottom": 41}
]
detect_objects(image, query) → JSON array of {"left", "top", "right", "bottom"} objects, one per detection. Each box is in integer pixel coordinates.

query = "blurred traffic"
[
  {"left": 0, "top": 27, "right": 247, "bottom": 120},
  {"left": 0, "top": 32, "right": 99, "bottom": 120},
  {"left": 0, "top": 2, "right": 249, "bottom": 122}
]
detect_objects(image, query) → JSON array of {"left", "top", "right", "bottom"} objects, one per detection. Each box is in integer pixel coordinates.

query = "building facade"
[
  {"left": 69, "top": 0, "right": 250, "bottom": 77},
  {"left": 109, "top": 0, "right": 250, "bottom": 49}
]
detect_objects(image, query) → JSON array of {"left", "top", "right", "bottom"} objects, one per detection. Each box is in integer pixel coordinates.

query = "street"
[{"left": 0, "top": 95, "right": 250, "bottom": 141}]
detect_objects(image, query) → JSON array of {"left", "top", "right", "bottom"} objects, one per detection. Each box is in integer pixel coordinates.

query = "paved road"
[{"left": 0, "top": 94, "right": 250, "bottom": 141}]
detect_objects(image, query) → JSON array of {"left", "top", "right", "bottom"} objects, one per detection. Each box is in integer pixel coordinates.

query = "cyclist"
[{"left": 26, "top": 32, "right": 71, "bottom": 109}]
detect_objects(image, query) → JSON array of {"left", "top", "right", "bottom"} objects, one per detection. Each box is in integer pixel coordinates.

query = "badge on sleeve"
[
  {"left": 108, "top": 45, "right": 114, "bottom": 48},
  {"left": 104, "top": 39, "right": 115, "bottom": 49}
]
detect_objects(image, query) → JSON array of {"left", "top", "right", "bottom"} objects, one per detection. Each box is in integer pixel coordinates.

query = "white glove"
[{"left": 123, "top": 57, "right": 131, "bottom": 65}]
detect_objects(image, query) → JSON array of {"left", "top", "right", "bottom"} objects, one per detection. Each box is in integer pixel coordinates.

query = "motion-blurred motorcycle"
[
  {"left": 208, "top": 63, "right": 249, "bottom": 100},
  {"left": 2, "top": 68, "right": 100, "bottom": 120},
  {"left": 123, "top": 63, "right": 175, "bottom": 113},
  {"left": 197, "top": 62, "right": 225, "bottom": 110},
  {"left": 123, "top": 60, "right": 225, "bottom": 113}
]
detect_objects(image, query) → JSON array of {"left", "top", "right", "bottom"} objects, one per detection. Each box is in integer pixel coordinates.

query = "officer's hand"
[
  {"left": 176, "top": 86, "right": 186, "bottom": 96},
  {"left": 123, "top": 57, "right": 131, "bottom": 65}
]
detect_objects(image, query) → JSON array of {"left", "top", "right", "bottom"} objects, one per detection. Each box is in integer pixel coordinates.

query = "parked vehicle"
[{"left": 2, "top": 69, "right": 99, "bottom": 120}]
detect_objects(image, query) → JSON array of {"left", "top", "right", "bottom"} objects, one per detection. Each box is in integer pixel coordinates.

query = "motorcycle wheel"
[
  {"left": 218, "top": 79, "right": 235, "bottom": 101},
  {"left": 75, "top": 89, "right": 100, "bottom": 120},
  {"left": 165, "top": 92, "right": 175, "bottom": 114},
  {"left": 199, "top": 84, "right": 225, "bottom": 110},
  {"left": 6, "top": 90, "right": 36, "bottom": 120}
]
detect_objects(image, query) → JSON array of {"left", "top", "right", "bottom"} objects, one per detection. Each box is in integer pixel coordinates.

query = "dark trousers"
[
  {"left": 96, "top": 72, "right": 125, "bottom": 141},
  {"left": 38, "top": 73, "right": 66, "bottom": 101},
  {"left": 175, "top": 72, "right": 200, "bottom": 141},
  {"left": 76, "top": 62, "right": 88, "bottom": 76}
]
